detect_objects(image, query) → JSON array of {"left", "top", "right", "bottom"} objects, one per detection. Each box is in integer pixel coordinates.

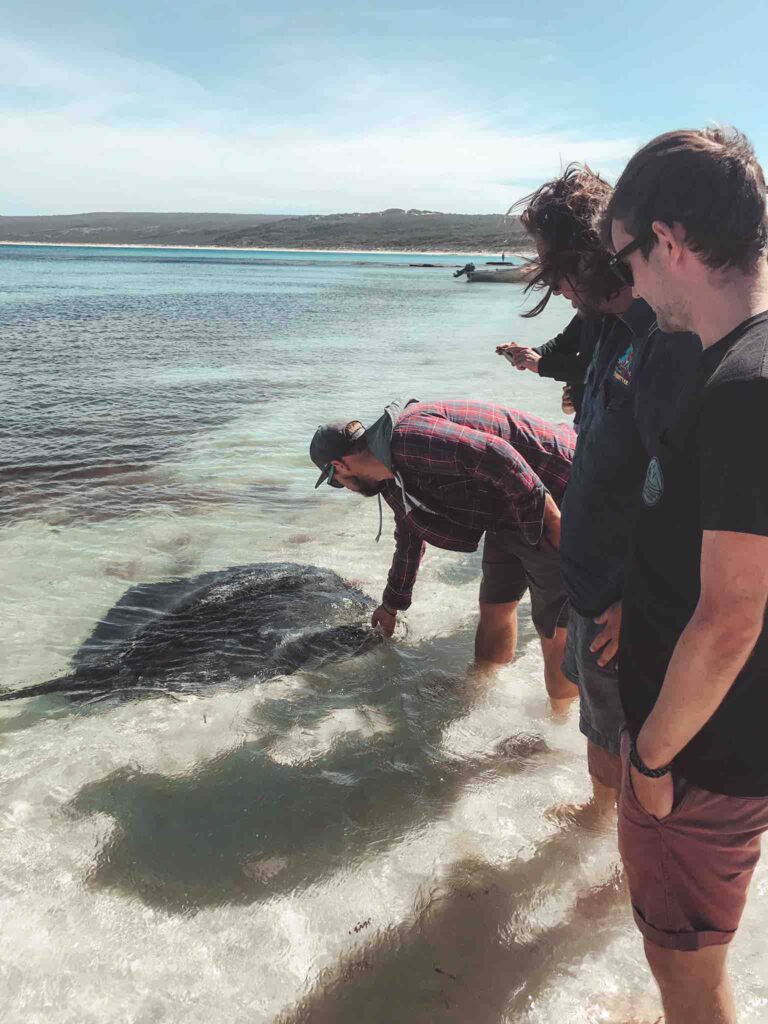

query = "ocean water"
[{"left": 2, "top": 244, "right": 767, "bottom": 1024}]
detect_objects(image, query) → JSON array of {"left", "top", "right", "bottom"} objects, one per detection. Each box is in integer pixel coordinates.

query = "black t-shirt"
[{"left": 620, "top": 310, "right": 768, "bottom": 796}]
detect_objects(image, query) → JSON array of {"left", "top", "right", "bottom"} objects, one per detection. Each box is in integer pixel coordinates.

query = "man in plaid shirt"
[{"left": 310, "top": 398, "right": 578, "bottom": 701}]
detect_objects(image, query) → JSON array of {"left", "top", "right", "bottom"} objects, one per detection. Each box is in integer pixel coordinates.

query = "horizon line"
[{"left": 0, "top": 208, "right": 521, "bottom": 220}]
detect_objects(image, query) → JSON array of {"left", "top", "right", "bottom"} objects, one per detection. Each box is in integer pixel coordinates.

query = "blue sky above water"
[{"left": 1, "top": 0, "right": 765, "bottom": 215}]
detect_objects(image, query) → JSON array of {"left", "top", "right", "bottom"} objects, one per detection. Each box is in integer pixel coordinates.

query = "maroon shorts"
[{"left": 618, "top": 731, "right": 768, "bottom": 951}]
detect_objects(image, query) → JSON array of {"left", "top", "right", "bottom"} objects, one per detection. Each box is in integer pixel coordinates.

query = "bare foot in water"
[
  {"left": 590, "top": 990, "right": 662, "bottom": 1022},
  {"left": 549, "top": 694, "right": 577, "bottom": 721},
  {"left": 620, "top": 1013, "right": 664, "bottom": 1023},
  {"left": 548, "top": 744, "right": 622, "bottom": 829},
  {"left": 545, "top": 798, "right": 616, "bottom": 831}
]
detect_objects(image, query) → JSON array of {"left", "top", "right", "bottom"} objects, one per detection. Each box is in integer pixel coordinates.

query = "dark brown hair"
[
  {"left": 602, "top": 126, "right": 768, "bottom": 272},
  {"left": 515, "top": 163, "right": 622, "bottom": 316}
]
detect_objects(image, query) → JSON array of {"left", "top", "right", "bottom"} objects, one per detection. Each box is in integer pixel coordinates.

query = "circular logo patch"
[{"left": 642, "top": 456, "right": 664, "bottom": 507}]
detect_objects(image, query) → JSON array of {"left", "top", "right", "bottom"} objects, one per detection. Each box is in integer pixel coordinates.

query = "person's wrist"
[
  {"left": 381, "top": 603, "right": 397, "bottom": 617},
  {"left": 636, "top": 731, "right": 661, "bottom": 768},
  {"left": 631, "top": 736, "right": 671, "bottom": 777}
]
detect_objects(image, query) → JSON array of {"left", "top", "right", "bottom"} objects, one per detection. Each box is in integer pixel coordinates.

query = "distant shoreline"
[{"left": 0, "top": 240, "right": 534, "bottom": 258}]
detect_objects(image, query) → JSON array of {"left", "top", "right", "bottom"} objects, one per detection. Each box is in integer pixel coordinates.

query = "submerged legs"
[
  {"left": 474, "top": 604, "right": 578, "bottom": 712},
  {"left": 540, "top": 626, "right": 579, "bottom": 708},
  {"left": 474, "top": 599, "right": 519, "bottom": 667}
]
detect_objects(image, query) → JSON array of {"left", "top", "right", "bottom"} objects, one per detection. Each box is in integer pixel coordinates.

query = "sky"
[{"left": 1, "top": 0, "right": 766, "bottom": 216}]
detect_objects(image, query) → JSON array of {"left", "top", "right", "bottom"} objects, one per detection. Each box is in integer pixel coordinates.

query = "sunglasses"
[{"left": 608, "top": 233, "right": 652, "bottom": 287}]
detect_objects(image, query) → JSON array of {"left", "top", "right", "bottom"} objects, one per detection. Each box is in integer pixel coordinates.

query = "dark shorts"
[
  {"left": 618, "top": 731, "right": 768, "bottom": 951},
  {"left": 479, "top": 530, "right": 569, "bottom": 639},
  {"left": 562, "top": 609, "right": 624, "bottom": 756}
]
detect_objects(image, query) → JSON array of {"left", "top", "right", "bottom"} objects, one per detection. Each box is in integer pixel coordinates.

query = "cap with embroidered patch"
[{"left": 309, "top": 419, "right": 366, "bottom": 488}]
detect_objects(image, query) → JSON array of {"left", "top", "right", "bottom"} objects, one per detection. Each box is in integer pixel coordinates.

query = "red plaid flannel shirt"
[{"left": 380, "top": 401, "right": 575, "bottom": 610}]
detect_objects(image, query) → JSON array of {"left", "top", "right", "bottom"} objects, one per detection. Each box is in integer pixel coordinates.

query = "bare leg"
[
  {"left": 539, "top": 627, "right": 579, "bottom": 711},
  {"left": 644, "top": 940, "right": 735, "bottom": 1024},
  {"left": 547, "top": 740, "right": 619, "bottom": 828},
  {"left": 588, "top": 740, "right": 621, "bottom": 809},
  {"left": 475, "top": 600, "right": 518, "bottom": 667}
]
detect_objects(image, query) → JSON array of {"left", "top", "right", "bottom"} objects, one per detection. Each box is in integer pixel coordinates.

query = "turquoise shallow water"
[
  {"left": 2, "top": 243, "right": 564, "bottom": 528},
  {"left": 4, "top": 244, "right": 767, "bottom": 1024}
]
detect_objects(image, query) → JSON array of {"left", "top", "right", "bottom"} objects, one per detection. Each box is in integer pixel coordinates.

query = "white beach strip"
[{"left": 0, "top": 240, "right": 534, "bottom": 258}]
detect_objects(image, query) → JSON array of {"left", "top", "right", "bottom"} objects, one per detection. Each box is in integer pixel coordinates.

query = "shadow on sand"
[
  {"left": 278, "top": 836, "right": 629, "bottom": 1024},
  {"left": 63, "top": 618, "right": 643, "bottom": 1020},
  {"left": 67, "top": 629, "right": 559, "bottom": 913}
]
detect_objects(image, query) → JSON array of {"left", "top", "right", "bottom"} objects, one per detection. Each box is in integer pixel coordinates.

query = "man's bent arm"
[
  {"left": 382, "top": 515, "right": 426, "bottom": 612},
  {"left": 636, "top": 530, "right": 768, "bottom": 769},
  {"left": 534, "top": 314, "right": 581, "bottom": 359},
  {"left": 536, "top": 315, "right": 588, "bottom": 381}
]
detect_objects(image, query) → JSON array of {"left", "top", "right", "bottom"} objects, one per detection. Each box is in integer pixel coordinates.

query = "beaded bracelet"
[{"left": 629, "top": 737, "right": 672, "bottom": 779}]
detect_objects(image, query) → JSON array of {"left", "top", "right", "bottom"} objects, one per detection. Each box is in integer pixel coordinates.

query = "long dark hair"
[{"left": 513, "top": 164, "right": 623, "bottom": 316}]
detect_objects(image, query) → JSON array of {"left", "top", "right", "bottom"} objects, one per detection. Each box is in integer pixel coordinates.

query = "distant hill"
[
  {"left": 213, "top": 209, "right": 529, "bottom": 252},
  {"left": 0, "top": 212, "right": 282, "bottom": 247},
  {"left": 0, "top": 209, "right": 531, "bottom": 253}
]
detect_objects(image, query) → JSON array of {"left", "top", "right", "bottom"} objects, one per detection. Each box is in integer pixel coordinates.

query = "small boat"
[{"left": 465, "top": 263, "right": 533, "bottom": 283}]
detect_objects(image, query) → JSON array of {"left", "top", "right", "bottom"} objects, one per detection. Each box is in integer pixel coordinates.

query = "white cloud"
[
  {"left": 1, "top": 109, "right": 639, "bottom": 214},
  {"left": 0, "top": 36, "right": 638, "bottom": 214}
]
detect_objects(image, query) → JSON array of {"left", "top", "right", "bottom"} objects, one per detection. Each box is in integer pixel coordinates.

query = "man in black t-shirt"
[{"left": 604, "top": 127, "right": 768, "bottom": 1024}]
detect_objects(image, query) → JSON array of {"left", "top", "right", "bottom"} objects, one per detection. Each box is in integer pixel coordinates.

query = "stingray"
[{"left": 1, "top": 562, "right": 380, "bottom": 703}]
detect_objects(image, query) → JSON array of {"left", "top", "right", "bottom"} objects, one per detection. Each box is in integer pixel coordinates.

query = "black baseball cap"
[{"left": 310, "top": 419, "right": 366, "bottom": 488}]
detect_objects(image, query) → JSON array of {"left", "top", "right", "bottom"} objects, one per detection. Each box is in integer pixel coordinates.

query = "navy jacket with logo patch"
[{"left": 559, "top": 299, "right": 701, "bottom": 618}]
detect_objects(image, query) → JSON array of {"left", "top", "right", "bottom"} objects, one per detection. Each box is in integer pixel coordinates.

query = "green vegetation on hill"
[
  {"left": 0, "top": 209, "right": 531, "bottom": 252},
  {"left": 0, "top": 212, "right": 281, "bottom": 246},
  {"left": 214, "top": 209, "right": 529, "bottom": 252}
]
